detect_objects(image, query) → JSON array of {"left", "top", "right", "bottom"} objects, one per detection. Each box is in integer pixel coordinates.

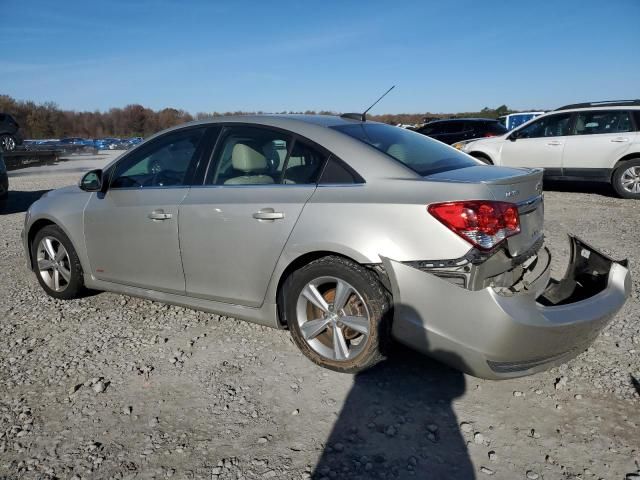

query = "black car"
[
  {"left": 0, "top": 113, "right": 23, "bottom": 152},
  {"left": 414, "top": 118, "right": 508, "bottom": 145},
  {"left": 0, "top": 153, "right": 8, "bottom": 209}
]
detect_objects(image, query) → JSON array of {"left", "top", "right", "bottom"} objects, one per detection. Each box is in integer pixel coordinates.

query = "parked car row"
[{"left": 24, "top": 136, "right": 144, "bottom": 151}]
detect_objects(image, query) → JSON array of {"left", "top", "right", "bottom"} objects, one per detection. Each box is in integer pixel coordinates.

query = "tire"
[
  {"left": 31, "top": 225, "right": 85, "bottom": 300},
  {"left": 612, "top": 159, "right": 640, "bottom": 199},
  {"left": 0, "top": 134, "right": 16, "bottom": 152},
  {"left": 282, "top": 255, "right": 392, "bottom": 373}
]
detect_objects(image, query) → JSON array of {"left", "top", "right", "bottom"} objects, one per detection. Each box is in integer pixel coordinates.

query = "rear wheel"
[
  {"left": 0, "top": 135, "right": 16, "bottom": 152},
  {"left": 283, "top": 256, "right": 391, "bottom": 373},
  {"left": 31, "top": 225, "right": 85, "bottom": 299},
  {"left": 612, "top": 160, "right": 640, "bottom": 199}
]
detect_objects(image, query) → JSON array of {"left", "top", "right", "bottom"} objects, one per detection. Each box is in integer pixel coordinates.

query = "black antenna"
[{"left": 341, "top": 85, "right": 396, "bottom": 122}]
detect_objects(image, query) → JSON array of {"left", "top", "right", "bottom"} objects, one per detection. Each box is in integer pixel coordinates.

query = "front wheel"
[
  {"left": 31, "top": 225, "right": 85, "bottom": 299},
  {"left": 612, "top": 160, "right": 640, "bottom": 199},
  {"left": 283, "top": 256, "right": 391, "bottom": 373}
]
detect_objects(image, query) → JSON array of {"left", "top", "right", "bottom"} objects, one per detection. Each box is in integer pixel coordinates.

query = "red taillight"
[
  {"left": 484, "top": 132, "right": 497, "bottom": 137},
  {"left": 427, "top": 201, "right": 521, "bottom": 250}
]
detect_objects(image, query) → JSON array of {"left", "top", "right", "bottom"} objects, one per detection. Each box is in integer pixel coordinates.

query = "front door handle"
[
  {"left": 546, "top": 140, "right": 563, "bottom": 146},
  {"left": 253, "top": 209, "right": 284, "bottom": 220},
  {"left": 611, "top": 137, "right": 629, "bottom": 143},
  {"left": 148, "top": 210, "right": 172, "bottom": 221}
]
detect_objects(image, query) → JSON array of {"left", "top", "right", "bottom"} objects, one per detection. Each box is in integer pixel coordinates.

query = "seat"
[
  {"left": 224, "top": 143, "right": 274, "bottom": 185},
  {"left": 387, "top": 143, "right": 408, "bottom": 162}
]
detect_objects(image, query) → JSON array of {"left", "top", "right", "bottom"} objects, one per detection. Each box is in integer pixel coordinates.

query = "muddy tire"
[{"left": 282, "top": 255, "right": 392, "bottom": 373}]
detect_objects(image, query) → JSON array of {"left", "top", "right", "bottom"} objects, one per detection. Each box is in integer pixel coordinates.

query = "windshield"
[{"left": 332, "top": 123, "right": 478, "bottom": 176}]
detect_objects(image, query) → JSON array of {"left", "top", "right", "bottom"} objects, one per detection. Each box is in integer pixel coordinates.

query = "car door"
[
  {"left": 498, "top": 113, "right": 572, "bottom": 171},
  {"left": 179, "top": 125, "right": 325, "bottom": 307},
  {"left": 83, "top": 126, "right": 208, "bottom": 294},
  {"left": 561, "top": 110, "right": 635, "bottom": 177}
]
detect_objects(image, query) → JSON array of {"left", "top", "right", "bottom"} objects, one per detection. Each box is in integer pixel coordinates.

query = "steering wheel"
[{"left": 151, "top": 170, "right": 182, "bottom": 187}]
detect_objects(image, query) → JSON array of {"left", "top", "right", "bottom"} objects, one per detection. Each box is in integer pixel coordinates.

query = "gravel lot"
[{"left": 1, "top": 160, "right": 639, "bottom": 480}]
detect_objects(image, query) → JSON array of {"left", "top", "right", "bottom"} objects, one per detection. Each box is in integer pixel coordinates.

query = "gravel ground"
[{"left": 0, "top": 168, "right": 638, "bottom": 480}]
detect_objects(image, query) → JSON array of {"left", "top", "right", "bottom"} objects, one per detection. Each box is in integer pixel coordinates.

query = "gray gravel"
[{"left": 0, "top": 171, "right": 638, "bottom": 479}]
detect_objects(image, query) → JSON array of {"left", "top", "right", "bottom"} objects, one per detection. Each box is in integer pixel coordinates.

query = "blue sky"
[{"left": 1, "top": 0, "right": 638, "bottom": 114}]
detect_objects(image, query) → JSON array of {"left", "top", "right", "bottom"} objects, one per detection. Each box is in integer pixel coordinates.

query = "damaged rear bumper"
[{"left": 381, "top": 235, "right": 631, "bottom": 379}]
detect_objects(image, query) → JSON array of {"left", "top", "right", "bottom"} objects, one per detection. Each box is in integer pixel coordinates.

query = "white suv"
[{"left": 458, "top": 100, "right": 640, "bottom": 198}]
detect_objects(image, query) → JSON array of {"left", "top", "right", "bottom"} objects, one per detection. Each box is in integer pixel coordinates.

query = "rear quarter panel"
[{"left": 264, "top": 177, "right": 489, "bottom": 302}]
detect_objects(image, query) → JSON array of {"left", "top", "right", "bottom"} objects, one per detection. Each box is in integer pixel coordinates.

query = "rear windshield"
[{"left": 332, "top": 123, "right": 478, "bottom": 176}]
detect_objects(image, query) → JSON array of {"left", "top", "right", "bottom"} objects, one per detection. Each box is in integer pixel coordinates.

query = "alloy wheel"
[
  {"left": 620, "top": 166, "right": 640, "bottom": 194},
  {"left": 1, "top": 136, "right": 16, "bottom": 152},
  {"left": 36, "top": 236, "right": 72, "bottom": 292},
  {"left": 296, "top": 276, "right": 371, "bottom": 361}
]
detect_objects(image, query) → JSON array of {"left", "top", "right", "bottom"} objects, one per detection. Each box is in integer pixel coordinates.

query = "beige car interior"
[{"left": 224, "top": 143, "right": 275, "bottom": 185}]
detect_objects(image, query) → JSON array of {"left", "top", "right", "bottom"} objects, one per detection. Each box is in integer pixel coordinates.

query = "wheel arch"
[
  {"left": 469, "top": 151, "right": 494, "bottom": 165},
  {"left": 26, "top": 218, "right": 57, "bottom": 269},
  {"left": 612, "top": 152, "right": 640, "bottom": 176},
  {"left": 273, "top": 250, "right": 367, "bottom": 327}
]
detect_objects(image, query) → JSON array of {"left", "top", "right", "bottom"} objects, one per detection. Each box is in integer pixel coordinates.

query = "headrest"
[
  {"left": 386, "top": 143, "right": 407, "bottom": 162},
  {"left": 231, "top": 143, "right": 267, "bottom": 172}
]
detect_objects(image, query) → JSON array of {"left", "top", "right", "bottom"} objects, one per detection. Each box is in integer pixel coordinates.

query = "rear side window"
[
  {"left": 634, "top": 111, "right": 640, "bottom": 131},
  {"left": 573, "top": 110, "right": 632, "bottom": 135},
  {"left": 282, "top": 141, "right": 326, "bottom": 184},
  {"left": 332, "top": 123, "right": 478, "bottom": 176},
  {"left": 207, "top": 126, "right": 292, "bottom": 185},
  {"left": 319, "top": 156, "right": 363, "bottom": 184},
  {"left": 439, "top": 122, "right": 466, "bottom": 134}
]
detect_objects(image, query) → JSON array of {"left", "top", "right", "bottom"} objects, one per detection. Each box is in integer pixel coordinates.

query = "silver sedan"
[{"left": 22, "top": 115, "right": 631, "bottom": 378}]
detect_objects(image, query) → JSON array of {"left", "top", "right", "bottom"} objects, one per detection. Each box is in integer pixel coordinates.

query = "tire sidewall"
[
  {"left": 284, "top": 256, "right": 390, "bottom": 373},
  {"left": 613, "top": 160, "right": 640, "bottom": 199},
  {"left": 31, "top": 225, "right": 84, "bottom": 299}
]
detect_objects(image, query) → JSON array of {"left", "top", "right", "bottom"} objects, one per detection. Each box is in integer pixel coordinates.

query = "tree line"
[{"left": 0, "top": 94, "right": 519, "bottom": 139}]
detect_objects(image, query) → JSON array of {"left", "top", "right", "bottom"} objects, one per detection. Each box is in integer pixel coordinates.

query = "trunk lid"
[{"left": 425, "top": 165, "right": 544, "bottom": 256}]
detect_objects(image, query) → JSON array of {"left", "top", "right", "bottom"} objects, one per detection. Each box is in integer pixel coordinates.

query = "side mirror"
[
  {"left": 508, "top": 131, "right": 519, "bottom": 141},
  {"left": 80, "top": 169, "right": 103, "bottom": 192}
]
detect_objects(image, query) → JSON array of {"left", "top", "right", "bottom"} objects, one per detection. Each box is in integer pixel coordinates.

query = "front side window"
[
  {"left": 516, "top": 113, "right": 572, "bottom": 139},
  {"left": 333, "top": 123, "right": 478, "bottom": 176},
  {"left": 111, "top": 127, "right": 206, "bottom": 188},
  {"left": 572, "top": 110, "right": 632, "bottom": 135}
]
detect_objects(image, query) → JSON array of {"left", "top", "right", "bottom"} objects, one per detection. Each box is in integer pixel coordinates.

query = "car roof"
[
  {"left": 425, "top": 118, "right": 499, "bottom": 124},
  {"left": 106, "top": 114, "right": 419, "bottom": 182}
]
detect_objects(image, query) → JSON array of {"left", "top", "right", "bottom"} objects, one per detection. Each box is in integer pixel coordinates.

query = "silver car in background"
[{"left": 22, "top": 115, "right": 631, "bottom": 378}]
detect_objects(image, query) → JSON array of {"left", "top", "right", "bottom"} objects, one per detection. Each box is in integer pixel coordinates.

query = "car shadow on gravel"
[
  {"left": 0, "top": 189, "right": 50, "bottom": 215},
  {"left": 313, "top": 310, "right": 474, "bottom": 479},
  {"left": 543, "top": 180, "right": 618, "bottom": 197}
]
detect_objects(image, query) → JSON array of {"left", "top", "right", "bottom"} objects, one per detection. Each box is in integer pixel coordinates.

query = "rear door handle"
[
  {"left": 546, "top": 140, "right": 563, "bottom": 146},
  {"left": 253, "top": 209, "right": 284, "bottom": 220},
  {"left": 148, "top": 210, "right": 172, "bottom": 221},
  {"left": 611, "top": 137, "right": 629, "bottom": 143}
]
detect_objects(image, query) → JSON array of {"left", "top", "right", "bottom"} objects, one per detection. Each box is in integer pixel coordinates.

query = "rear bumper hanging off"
[{"left": 381, "top": 235, "right": 631, "bottom": 379}]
